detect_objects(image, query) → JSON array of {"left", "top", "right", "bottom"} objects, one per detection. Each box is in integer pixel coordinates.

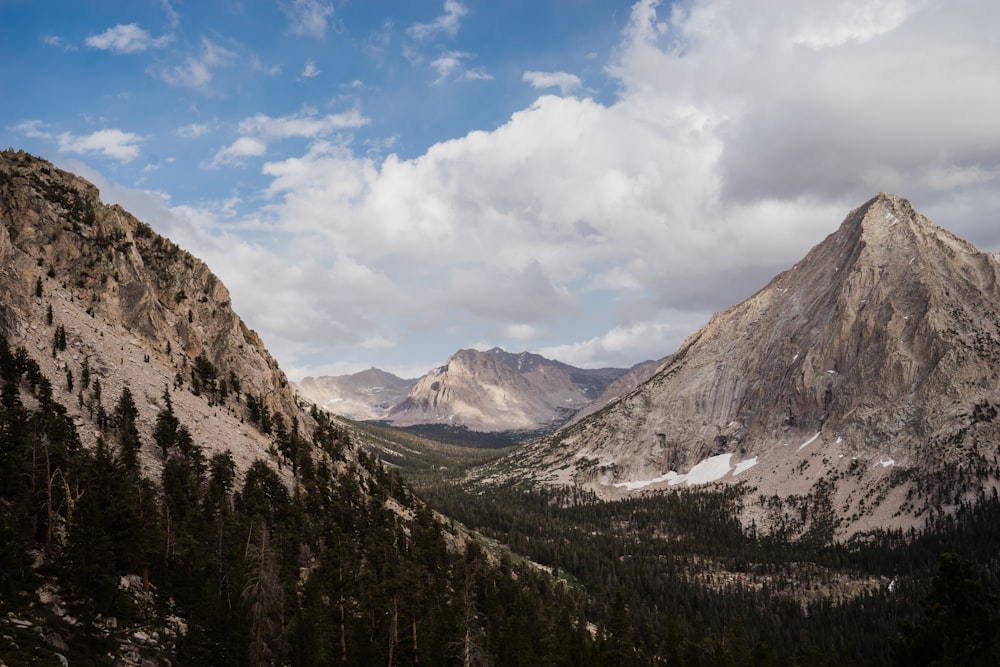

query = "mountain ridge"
[{"left": 295, "top": 346, "right": 632, "bottom": 432}]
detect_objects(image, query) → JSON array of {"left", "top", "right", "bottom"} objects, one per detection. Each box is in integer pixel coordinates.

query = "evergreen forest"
[{"left": 1, "top": 332, "right": 999, "bottom": 665}]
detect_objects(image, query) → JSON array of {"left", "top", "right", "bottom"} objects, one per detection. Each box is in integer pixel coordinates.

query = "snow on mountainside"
[{"left": 479, "top": 194, "right": 1000, "bottom": 538}]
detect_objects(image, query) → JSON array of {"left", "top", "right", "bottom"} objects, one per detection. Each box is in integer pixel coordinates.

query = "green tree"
[
  {"left": 113, "top": 384, "right": 141, "bottom": 470},
  {"left": 894, "top": 553, "right": 1000, "bottom": 666}
]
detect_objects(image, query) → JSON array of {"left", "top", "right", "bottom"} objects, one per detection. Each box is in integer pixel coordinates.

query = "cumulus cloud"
[
  {"left": 211, "top": 137, "right": 267, "bottom": 167},
  {"left": 523, "top": 71, "right": 582, "bottom": 95},
  {"left": 57, "top": 129, "right": 144, "bottom": 162},
  {"left": 85, "top": 24, "right": 171, "bottom": 54},
  {"left": 123, "top": 0, "right": 1000, "bottom": 375}
]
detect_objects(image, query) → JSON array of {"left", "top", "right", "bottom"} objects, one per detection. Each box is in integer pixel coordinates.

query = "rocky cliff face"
[
  {"left": 0, "top": 149, "right": 301, "bottom": 476},
  {"left": 485, "top": 194, "right": 1000, "bottom": 536},
  {"left": 386, "top": 347, "right": 628, "bottom": 432}
]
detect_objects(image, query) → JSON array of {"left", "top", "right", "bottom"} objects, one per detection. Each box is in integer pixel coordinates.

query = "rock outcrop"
[{"left": 0, "top": 148, "right": 302, "bottom": 476}]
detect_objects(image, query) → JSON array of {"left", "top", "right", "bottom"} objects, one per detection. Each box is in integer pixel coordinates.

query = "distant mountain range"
[{"left": 294, "top": 347, "right": 644, "bottom": 433}]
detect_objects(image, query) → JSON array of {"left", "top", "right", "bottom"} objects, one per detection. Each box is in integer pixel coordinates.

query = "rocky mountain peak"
[
  {"left": 485, "top": 195, "right": 1000, "bottom": 537},
  {"left": 375, "top": 347, "right": 628, "bottom": 432}
]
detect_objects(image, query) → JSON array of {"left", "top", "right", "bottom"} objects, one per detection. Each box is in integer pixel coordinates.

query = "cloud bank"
[{"left": 121, "top": 0, "right": 1000, "bottom": 378}]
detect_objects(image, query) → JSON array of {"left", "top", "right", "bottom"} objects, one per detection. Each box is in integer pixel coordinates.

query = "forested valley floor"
[{"left": 2, "top": 332, "right": 999, "bottom": 665}]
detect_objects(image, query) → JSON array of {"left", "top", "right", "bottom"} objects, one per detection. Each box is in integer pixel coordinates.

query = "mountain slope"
[
  {"left": 0, "top": 149, "right": 297, "bottom": 476},
  {"left": 484, "top": 194, "right": 1000, "bottom": 536},
  {"left": 387, "top": 347, "right": 628, "bottom": 431},
  {"left": 0, "top": 149, "right": 598, "bottom": 665}
]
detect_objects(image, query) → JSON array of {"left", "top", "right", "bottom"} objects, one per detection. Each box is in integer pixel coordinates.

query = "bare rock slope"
[
  {"left": 484, "top": 194, "right": 1000, "bottom": 537},
  {"left": 0, "top": 149, "right": 302, "bottom": 477},
  {"left": 387, "top": 347, "right": 628, "bottom": 432}
]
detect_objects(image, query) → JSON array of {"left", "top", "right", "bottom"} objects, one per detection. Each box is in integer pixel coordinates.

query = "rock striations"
[{"left": 484, "top": 194, "right": 1000, "bottom": 536}]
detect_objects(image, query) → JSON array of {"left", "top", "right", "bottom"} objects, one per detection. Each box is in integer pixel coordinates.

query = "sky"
[{"left": 3, "top": 0, "right": 1000, "bottom": 381}]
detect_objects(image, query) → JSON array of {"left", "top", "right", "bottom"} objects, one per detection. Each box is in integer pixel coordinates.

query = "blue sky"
[{"left": 4, "top": 0, "right": 1000, "bottom": 380}]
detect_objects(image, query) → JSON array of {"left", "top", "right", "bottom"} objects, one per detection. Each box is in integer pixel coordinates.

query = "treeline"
[
  {"left": 417, "top": 481, "right": 1000, "bottom": 665},
  {"left": 0, "top": 335, "right": 606, "bottom": 665}
]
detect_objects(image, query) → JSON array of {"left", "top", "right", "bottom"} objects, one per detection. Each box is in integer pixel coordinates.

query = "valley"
[{"left": 1, "top": 150, "right": 998, "bottom": 665}]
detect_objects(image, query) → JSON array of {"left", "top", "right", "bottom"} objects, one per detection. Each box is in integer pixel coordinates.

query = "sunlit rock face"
[
  {"left": 0, "top": 149, "right": 302, "bottom": 477},
  {"left": 388, "top": 348, "right": 628, "bottom": 432},
  {"left": 489, "top": 194, "right": 1000, "bottom": 537}
]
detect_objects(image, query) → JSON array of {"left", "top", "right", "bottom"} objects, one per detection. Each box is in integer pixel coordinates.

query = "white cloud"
[
  {"left": 210, "top": 109, "right": 370, "bottom": 166},
  {"left": 85, "top": 24, "right": 171, "bottom": 54},
  {"left": 537, "top": 316, "right": 711, "bottom": 369},
  {"left": 160, "top": 37, "right": 235, "bottom": 89},
  {"left": 104, "top": 0, "right": 1000, "bottom": 376},
  {"left": 42, "top": 35, "right": 75, "bottom": 51},
  {"left": 285, "top": 0, "right": 336, "bottom": 38},
  {"left": 523, "top": 71, "right": 582, "bottom": 95},
  {"left": 57, "top": 129, "right": 144, "bottom": 162},
  {"left": 408, "top": 0, "right": 468, "bottom": 40},
  {"left": 301, "top": 61, "right": 320, "bottom": 78},
  {"left": 175, "top": 122, "right": 213, "bottom": 138},
  {"left": 211, "top": 137, "right": 267, "bottom": 167},
  {"left": 161, "top": 0, "right": 181, "bottom": 29},
  {"left": 14, "top": 119, "right": 52, "bottom": 139},
  {"left": 238, "top": 110, "right": 369, "bottom": 139},
  {"left": 430, "top": 51, "right": 491, "bottom": 84},
  {"left": 503, "top": 324, "right": 538, "bottom": 340}
]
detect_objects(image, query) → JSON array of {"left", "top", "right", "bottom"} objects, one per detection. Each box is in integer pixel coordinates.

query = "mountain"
[
  {"left": 0, "top": 149, "right": 298, "bottom": 475},
  {"left": 0, "top": 150, "right": 597, "bottom": 665},
  {"left": 294, "top": 367, "right": 417, "bottom": 421},
  {"left": 385, "top": 347, "right": 629, "bottom": 432},
  {"left": 483, "top": 194, "right": 1000, "bottom": 537}
]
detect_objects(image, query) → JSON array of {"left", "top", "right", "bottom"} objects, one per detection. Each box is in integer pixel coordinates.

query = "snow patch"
[
  {"left": 611, "top": 453, "right": 735, "bottom": 490},
  {"left": 683, "top": 454, "right": 735, "bottom": 485},
  {"left": 612, "top": 471, "right": 675, "bottom": 491},
  {"left": 733, "top": 456, "right": 758, "bottom": 476},
  {"left": 878, "top": 457, "right": 896, "bottom": 468},
  {"left": 798, "top": 432, "right": 821, "bottom": 451}
]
